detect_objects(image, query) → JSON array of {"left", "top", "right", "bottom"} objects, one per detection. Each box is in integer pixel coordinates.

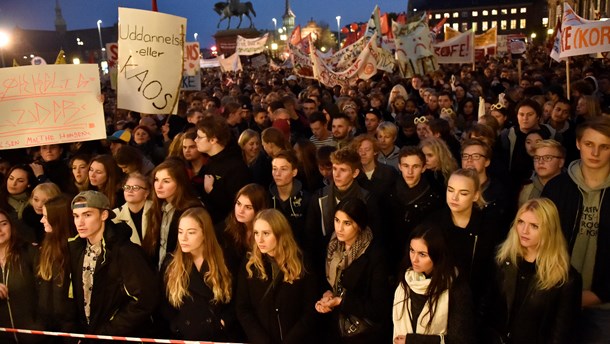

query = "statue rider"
[{"left": 228, "top": 0, "right": 240, "bottom": 14}]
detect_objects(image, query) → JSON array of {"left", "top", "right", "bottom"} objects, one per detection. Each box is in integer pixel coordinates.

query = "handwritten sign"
[
  {"left": 434, "top": 30, "right": 474, "bottom": 64},
  {"left": 561, "top": 21, "right": 610, "bottom": 58},
  {"left": 117, "top": 7, "right": 186, "bottom": 114},
  {"left": 236, "top": 34, "right": 269, "bottom": 56},
  {"left": 182, "top": 42, "right": 201, "bottom": 91},
  {"left": 0, "top": 64, "right": 106, "bottom": 150}
]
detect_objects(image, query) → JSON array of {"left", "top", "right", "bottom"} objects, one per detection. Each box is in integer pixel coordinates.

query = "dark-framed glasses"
[
  {"left": 533, "top": 155, "right": 561, "bottom": 163},
  {"left": 123, "top": 185, "right": 147, "bottom": 192},
  {"left": 461, "top": 153, "right": 486, "bottom": 161}
]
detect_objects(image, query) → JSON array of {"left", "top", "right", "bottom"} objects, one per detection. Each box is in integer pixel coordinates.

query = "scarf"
[
  {"left": 392, "top": 269, "right": 449, "bottom": 339},
  {"left": 326, "top": 227, "right": 373, "bottom": 291},
  {"left": 8, "top": 192, "right": 29, "bottom": 220}
]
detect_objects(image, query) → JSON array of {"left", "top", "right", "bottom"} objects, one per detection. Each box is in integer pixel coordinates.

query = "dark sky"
[{"left": 0, "top": 0, "right": 408, "bottom": 47}]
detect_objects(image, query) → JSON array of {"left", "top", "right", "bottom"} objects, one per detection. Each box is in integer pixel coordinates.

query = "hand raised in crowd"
[
  {"left": 29, "top": 161, "right": 44, "bottom": 178},
  {"left": 204, "top": 174, "right": 215, "bottom": 194},
  {"left": 0, "top": 283, "right": 8, "bottom": 300}
]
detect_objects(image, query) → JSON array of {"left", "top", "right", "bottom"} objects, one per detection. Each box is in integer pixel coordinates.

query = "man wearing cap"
[
  {"left": 107, "top": 130, "right": 131, "bottom": 155},
  {"left": 69, "top": 191, "right": 157, "bottom": 337}
]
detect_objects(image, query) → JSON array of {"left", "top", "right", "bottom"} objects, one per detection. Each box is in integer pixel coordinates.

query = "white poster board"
[
  {"left": 117, "top": 7, "right": 186, "bottom": 114},
  {"left": 182, "top": 42, "right": 201, "bottom": 91},
  {"left": 0, "top": 64, "right": 106, "bottom": 149}
]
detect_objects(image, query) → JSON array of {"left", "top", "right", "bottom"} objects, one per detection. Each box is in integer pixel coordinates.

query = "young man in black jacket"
[
  {"left": 542, "top": 116, "right": 610, "bottom": 343},
  {"left": 69, "top": 191, "right": 158, "bottom": 338}
]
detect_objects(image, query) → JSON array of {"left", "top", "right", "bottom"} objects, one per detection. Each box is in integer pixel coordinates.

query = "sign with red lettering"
[
  {"left": 0, "top": 64, "right": 106, "bottom": 149},
  {"left": 117, "top": 7, "right": 186, "bottom": 114},
  {"left": 433, "top": 30, "right": 475, "bottom": 64},
  {"left": 560, "top": 21, "right": 610, "bottom": 58}
]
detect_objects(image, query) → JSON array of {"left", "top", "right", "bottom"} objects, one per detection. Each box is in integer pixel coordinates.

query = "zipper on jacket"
[{"left": 276, "top": 308, "right": 284, "bottom": 341}]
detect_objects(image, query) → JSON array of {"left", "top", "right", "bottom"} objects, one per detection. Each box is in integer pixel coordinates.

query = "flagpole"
[{"left": 566, "top": 58, "right": 571, "bottom": 100}]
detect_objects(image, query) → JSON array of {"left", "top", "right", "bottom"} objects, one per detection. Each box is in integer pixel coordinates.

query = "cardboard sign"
[
  {"left": 117, "top": 7, "right": 186, "bottom": 114},
  {"left": 182, "top": 42, "right": 201, "bottom": 91},
  {"left": 560, "top": 21, "right": 610, "bottom": 58},
  {"left": 434, "top": 30, "right": 475, "bottom": 64},
  {"left": 0, "top": 64, "right": 106, "bottom": 149},
  {"left": 236, "top": 34, "right": 269, "bottom": 56}
]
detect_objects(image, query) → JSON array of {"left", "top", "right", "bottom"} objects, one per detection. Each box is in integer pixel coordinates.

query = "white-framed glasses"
[{"left": 123, "top": 185, "right": 147, "bottom": 192}]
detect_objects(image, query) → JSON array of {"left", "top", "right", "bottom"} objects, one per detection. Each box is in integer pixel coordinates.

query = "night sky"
[{"left": 0, "top": 0, "right": 408, "bottom": 47}]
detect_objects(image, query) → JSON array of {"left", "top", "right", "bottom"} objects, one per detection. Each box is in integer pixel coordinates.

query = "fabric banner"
[
  {"left": 200, "top": 58, "right": 221, "bottom": 68},
  {"left": 0, "top": 64, "right": 106, "bottom": 149},
  {"left": 251, "top": 54, "right": 268, "bottom": 68},
  {"left": 445, "top": 26, "right": 496, "bottom": 48},
  {"left": 218, "top": 53, "right": 243, "bottom": 72},
  {"left": 117, "top": 7, "right": 185, "bottom": 114},
  {"left": 393, "top": 15, "right": 438, "bottom": 78},
  {"left": 236, "top": 34, "right": 269, "bottom": 56},
  {"left": 559, "top": 3, "right": 610, "bottom": 58},
  {"left": 433, "top": 29, "right": 475, "bottom": 64},
  {"left": 552, "top": 3, "right": 595, "bottom": 60},
  {"left": 289, "top": 43, "right": 314, "bottom": 78}
]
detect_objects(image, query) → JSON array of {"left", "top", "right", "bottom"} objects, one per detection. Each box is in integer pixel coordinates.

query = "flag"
[
  {"left": 152, "top": 0, "right": 158, "bottom": 12},
  {"left": 432, "top": 17, "right": 448, "bottom": 37},
  {"left": 290, "top": 25, "right": 302, "bottom": 45},
  {"left": 380, "top": 13, "right": 393, "bottom": 38},
  {"left": 55, "top": 50, "right": 66, "bottom": 64}
]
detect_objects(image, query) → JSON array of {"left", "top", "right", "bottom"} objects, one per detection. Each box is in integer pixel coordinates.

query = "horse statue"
[{"left": 213, "top": 1, "right": 257, "bottom": 29}]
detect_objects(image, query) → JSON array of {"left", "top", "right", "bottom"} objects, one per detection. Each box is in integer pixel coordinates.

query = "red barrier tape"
[{"left": 0, "top": 327, "right": 238, "bottom": 343}]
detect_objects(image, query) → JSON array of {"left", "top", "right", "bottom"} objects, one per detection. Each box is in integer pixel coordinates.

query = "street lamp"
[
  {"left": 336, "top": 16, "right": 342, "bottom": 49},
  {"left": 194, "top": 33, "right": 199, "bottom": 41},
  {"left": 96, "top": 20, "right": 104, "bottom": 61},
  {"left": 0, "top": 31, "right": 9, "bottom": 68},
  {"left": 272, "top": 18, "right": 277, "bottom": 42}
]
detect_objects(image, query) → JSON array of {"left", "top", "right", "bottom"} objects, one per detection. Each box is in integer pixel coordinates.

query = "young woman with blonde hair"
[
  {"left": 161, "top": 207, "right": 234, "bottom": 341},
  {"left": 419, "top": 137, "right": 458, "bottom": 191},
  {"left": 482, "top": 198, "right": 581, "bottom": 343},
  {"left": 236, "top": 209, "right": 317, "bottom": 343}
]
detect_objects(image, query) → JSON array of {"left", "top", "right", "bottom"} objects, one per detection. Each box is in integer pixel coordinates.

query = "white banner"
[
  {"left": 201, "top": 58, "right": 221, "bottom": 69},
  {"left": 218, "top": 53, "right": 243, "bottom": 72},
  {"left": 552, "top": 3, "right": 596, "bottom": 61},
  {"left": 560, "top": 21, "right": 610, "bottom": 58},
  {"left": 393, "top": 16, "right": 438, "bottom": 78},
  {"left": 0, "top": 64, "right": 106, "bottom": 149},
  {"left": 433, "top": 30, "right": 475, "bottom": 64},
  {"left": 236, "top": 34, "right": 269, "bottom": 56},
  {"left": 117, "top": 7, "right": 185, "bottom": 114},
  {"left": 182, "top": 42, "right": 201, "bottom": 91}
]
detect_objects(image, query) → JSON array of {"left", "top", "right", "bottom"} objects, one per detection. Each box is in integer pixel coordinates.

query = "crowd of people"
[{"left": 0, "top": 43, "right": 608, "bottom": 343}]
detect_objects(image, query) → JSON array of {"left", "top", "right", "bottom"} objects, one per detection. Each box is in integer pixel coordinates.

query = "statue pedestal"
[{"left": 214, "top": 28, "right": 261, "bottom": 56}]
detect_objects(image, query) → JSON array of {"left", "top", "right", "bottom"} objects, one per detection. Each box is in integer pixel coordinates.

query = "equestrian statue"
[{"left": 214, "top": 0, "right": 257, "bottom": 29}]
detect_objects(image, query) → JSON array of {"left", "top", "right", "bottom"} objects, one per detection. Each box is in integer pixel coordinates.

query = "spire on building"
[
  {"left": 283, "top": 0, "right": 296, "bottom": 30},
  {"left": 55, "top": 0, "right": 67, "bottom": 35}
]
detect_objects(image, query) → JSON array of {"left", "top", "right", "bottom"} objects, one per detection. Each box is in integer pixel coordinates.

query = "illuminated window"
[
  {"left": 462, "top": 22, "right": 469, "bottom": 31},
  {"left": 492, "top": 9, "right": 498, "bottom": 15},
  {"left": 520, "top": 19, "right": 526, "bottom": 28},
  {"left": 435, "top": 13, "right": 441, "bottom": 19},
  {"left": 543, "top": 17, "right": 549, "bottom": 26},
  {"left": 472, "top": 11, "right": 479, "bottom": 17},
  {"left": 452, "top": 23, "right": 459, "bottom": 30},
  {"left": 511, "top": 8, "right": 517, "bottom": 14},
  {"left": 453, "top": 12, "right": 459, "bottom": 18},
  {"left": 521, "top": 7, "right": 527, "bottom": 13},
  {"left": 501, "top": 9, "right": 508, "bottom": 15},
  {"left": 501, "top": 20, "right": 507, "bottom": 30},
  {"left": 429, "top": 14, "right": 432, "bottom": 20},
  {"left": 472, "top": 22, "right": 478, "bottom": 31},
  {"left": 482, "top": 21, "right": 489, "bottom": 31},
  {"left": 510, "top": 19, "right": 516, "bottom": 29},
  {"left": 491, "top": 20, "right": 498, "bottom": 28},
  {"left": 483, "top": 10, "right": 489, "bottom": 16}
]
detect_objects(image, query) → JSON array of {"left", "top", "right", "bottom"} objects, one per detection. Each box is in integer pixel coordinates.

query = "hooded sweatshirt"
[{"left": 568, "top": 160, "right": 610, "bottom": 290}]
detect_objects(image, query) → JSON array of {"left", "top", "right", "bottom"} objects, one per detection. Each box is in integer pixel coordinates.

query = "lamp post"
[
  {"left": 336, "top": 16, "right": 341, "bottom": 49},
  {"left": 96, "top": 20, "right": 104, "bottom": 61},
  {"left": 0, "top": 31, "right": 9, "bottom": 68},
  {"left": 194, "top": 33, "right": 199, "bottom": 42},
  {"left": 272, "top": 18, "right": 277, "bottom": 41}
]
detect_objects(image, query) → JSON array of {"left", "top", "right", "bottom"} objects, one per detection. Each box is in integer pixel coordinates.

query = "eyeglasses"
[
  {"left": 461, "top": 153, "right": 487, "bottom": 161},
  {"left": 123, "top": 185, "right": 147, "bottom": 192},
  {"left": 533, "top": 155, "right": 562, "bottom": 163},
  {"left": 490, "top": 102, "right": 505, "bottom": 111},
  {"left": 414, "top": 116, "right": 429, "bottom": 124}
]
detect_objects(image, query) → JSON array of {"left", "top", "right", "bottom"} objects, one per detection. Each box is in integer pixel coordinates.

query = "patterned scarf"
[
  {"left": 82, "top": 241, "right": 103, "bottom": 324},
  {"left": 326, "top": 227, "right": 373, "bottom": 291}
]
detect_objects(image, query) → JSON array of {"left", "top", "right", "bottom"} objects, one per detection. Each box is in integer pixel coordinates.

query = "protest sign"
[
  {"left": 236, "top": 34, "right": 269, "bottom": 56},
  {"left": 0, "top": 64, "right": 106, "bottom": 149},
  {"left": 560, "top": 20, "right": 610, "bottom": 58},
  {"left": 433, "top": 30, "right": 475, "bottom": 64},
  {"left": 218, "top": 53, "right": 243, "bottom": 72},
  {"left": 117, "top": 7, "right": 185, "bottom": 114},
  {"left": 251, "top": 54, "right": 268, "bottom": 69},
  {"left": 182, "top": 42, "right": 201, "bottom": 91},
  {"left": 106, "top": 42, "right": 118, "bottom": 89}
]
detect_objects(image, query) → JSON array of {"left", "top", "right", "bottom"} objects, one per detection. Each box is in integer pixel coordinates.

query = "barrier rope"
[{"left": 0, "top": 327, "right": 232, "bottom": 343}]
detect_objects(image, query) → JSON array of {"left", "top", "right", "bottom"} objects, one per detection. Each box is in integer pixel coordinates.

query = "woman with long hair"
[
  {"left": 238, "top": 129, "right": 272, "bottom": 188},
  {"left": 393, "top": 224, "right": 475, "bottom": 343},
  {"left": 161, "top": 207, "right": 234, "bottom": 341},
  {"left": 69, "top": 154, "right": 91, "bottom": 194},
  {"left": 483, "top": 198, "right": 581, "bottom": 343},
  {"left": 219, "top": 183, "right": 268, "bottom": 275},
  {"left": 575, "top": 95, "right": 602, "bottom": 122},
  {"left": 112, "top": 173, "right": 152, "bottom": 245},
  {"left": 236, "top": 209, "right": 318, "bottom": 343},
  {"left": 22, "top": 182, "right": 61, "bottom": 244},
  {"left": 0, "top": 164, "right": 37, "bottom": 221},
  {"left": 424, "top": 169, "right": 498, "bottom": 305},
  {"left": 88, "top": 154, "right": 124, "bottom": 208},
  {"left": 315, "top": 197, "right": 391, "bottom": 343},
  {"left": 143, "top": 158, "right": 203, "bottom": 269},
  {"left": 419, "top": 137, "right": 458, "bottom": 191},
  {"left": 262, "top": 127, "right": 291, "bottom": 158},
  {"left": 0, "top": 208, "right": 43, "bottom": 343},
  {"left": 37, "top": 195, "right": 76, "bottom": 338},
  {"left": 293, "top": 138, "right": 324, "bottom": 192}
]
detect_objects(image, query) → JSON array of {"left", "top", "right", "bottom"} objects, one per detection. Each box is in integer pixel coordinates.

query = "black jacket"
[
  {"left": 199, "top": 143, "right": 252, "bottom": 225},
  {"left": 37, "top": 260, "right": 76, "bottom": 337},
  {"left": 236, "top": 255, "right": 318, "bottom": 344},
  {"left": 68, "top": 221, "right": 158, "bottom": 337},
  {"left": 159, "top": 259, "right": 236, "bottom": 341},
  {"left": 324, "top": 241, "right": 392, "bottom": 343},
  {"left": 269, "top": 180, "right": 311, "bottom": 249},
  {"left": 542, "top": 172, "right": 610, "bottom": 303},
  {"left": 482, "top": 259, "right": 582, "bottom": 344}
]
